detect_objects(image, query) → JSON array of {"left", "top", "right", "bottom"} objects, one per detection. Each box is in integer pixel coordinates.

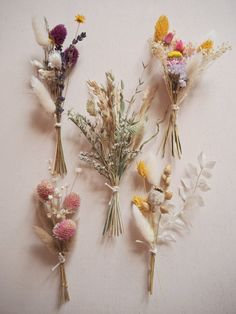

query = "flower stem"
[
  {"left": 149, "top": 252, "right": 156, "bottom": 295},
  {"left": 59, "top": 263, "right": 70, "bottom": 303},
  {"left": 53, "top": 123, "right": 67, "bottom": 176},
  {"left": 102, "top": 191, "right": 123, "bottom": 237}
]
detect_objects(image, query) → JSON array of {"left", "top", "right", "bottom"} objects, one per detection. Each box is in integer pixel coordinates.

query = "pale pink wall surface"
[{"left": 0, "top": 0, "right": 235, "bottom": 313}]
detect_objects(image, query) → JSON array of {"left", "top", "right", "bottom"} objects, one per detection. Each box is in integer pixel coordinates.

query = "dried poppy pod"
[{"left": 147, "top": 187, "right": 165, "bottom": 212}]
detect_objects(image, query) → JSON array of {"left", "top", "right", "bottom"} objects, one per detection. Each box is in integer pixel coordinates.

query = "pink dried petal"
[
  {"left": 37, "top": 180, "right": 54, "bottom": 201},
  {"left": 175, "top": 40, "right": 185, "bottom": 53},
  {"left": 163, "top": 32, "right": 174, "bottom": 45},
  {"left": 53, "top": 219, "right": 76, "bottom": 241},
  {"left": 63, "top": 193, "right": 80, "bottom": 211}
]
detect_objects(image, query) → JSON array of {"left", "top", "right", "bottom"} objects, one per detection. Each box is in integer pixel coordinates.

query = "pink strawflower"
[
  {"left": 37, "top": 180, "right": 54, "bottom": 201},
  {"left": 163, "top": 32, "right": 174, "bottom": 45},
  {"left": 53, "top": 219, "right": 76, "bottom": 241},
  {"left": 49, "top": 24, "right": 67, "bottom": 46},
  {"left": 64, "top": 46, "right": 79, "bottom": 67},
  {"left": 175, "top": 40, "right": 185, "bottom": 53},
  {"left": 63, "top": 193, "right": 80, "bottom": 212}
]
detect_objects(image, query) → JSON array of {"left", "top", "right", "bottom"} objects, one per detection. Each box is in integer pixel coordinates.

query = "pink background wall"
[{"left": 0, "top": 0, "right": 235, "bottom": 313}]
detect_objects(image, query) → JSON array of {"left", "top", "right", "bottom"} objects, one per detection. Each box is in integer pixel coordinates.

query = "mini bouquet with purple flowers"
[
  {"left": 31, "top": 15, "right": 86, "bottom": 175},
  {"left": 34, "top": 169, "right": 81, "bottom": 303},
  {"left": 151, "top": 15, "right": 230, "bottom": 158}
]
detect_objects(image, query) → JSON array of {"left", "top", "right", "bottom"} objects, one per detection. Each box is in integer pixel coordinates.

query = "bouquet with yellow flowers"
[{"left": 151, "top": 15, "right": 230, "bottom": 158}]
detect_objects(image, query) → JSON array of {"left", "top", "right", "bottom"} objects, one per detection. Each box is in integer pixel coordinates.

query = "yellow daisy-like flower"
[
  {"left": 137, "top": 160, "right": 148, "bottom": 178},
  {"left": 75, "top": 14, "right": 85, "bottom": 24},
  {"left": 167, "top": 50, "right": 183, "bottom": 58},
  {"left": 198, "top": 39, "right": 214, "bottom": 51}
]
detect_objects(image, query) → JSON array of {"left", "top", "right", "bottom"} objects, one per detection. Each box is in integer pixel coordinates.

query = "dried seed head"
[
  {"left": 164, "top": 164, "right": 172, "bottom": 175},
  {"left": 160, "top": 206, "right": 169, "bottom": 214},
  {"left": 165, "top": 191, "right": 173, "bottom": 200}
]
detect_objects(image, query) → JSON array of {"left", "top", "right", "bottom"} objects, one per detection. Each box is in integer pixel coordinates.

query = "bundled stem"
[
  {"left": 59, "top": 262, "right": 70, "bottom": 303},
  {"left": 103, "top": 190, "right": 123, "bottom": 237},
  {"left": 162, "top": 109, "right": 182, "bottom": 158},
  {"left": 149, "top": 252, "right": 156, "bottom": 295},
  {"left": 53, "top": 121, "right": 67, "bottom": 176}
]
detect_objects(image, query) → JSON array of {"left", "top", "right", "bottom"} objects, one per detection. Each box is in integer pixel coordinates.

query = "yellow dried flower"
[
  {"left": 199, "top": 39, "right": 214, "bottom": 51},
  {"left": 167, "top": 50, "right": 183, "bottom": 58},
  {"left": 137, "top": 160, "right": 148, "bottom": 178},
  {"left": 154, "top": 15, "right": 169, "bottom": 42},
  {"left": 132, "top": 196, "right": 145, "bottom": 209},
  {"left": 132, "top": 196, "right": 150, "bottom": 212},
  {"left": 75, "top": 14, "right": 85, "bottom": 23}
]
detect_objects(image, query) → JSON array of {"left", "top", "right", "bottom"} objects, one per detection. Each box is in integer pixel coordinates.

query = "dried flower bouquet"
[
  {"left": 69, "top": 72, "right": 158, "bottom": 237},
  {"left": 132, "top": 152, "right": 215, "bottom": 294},
  {"left": 34, "top": 168, "right": 81, "bottom": 304},
  {"left": 31, "top": 15, "right": 86, "bottom": 175},
  {"left": 151, "top": 15, "right": 230, "bottom": 158}
]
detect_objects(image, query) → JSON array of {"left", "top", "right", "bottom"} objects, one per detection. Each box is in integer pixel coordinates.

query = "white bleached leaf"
[
  {"left": 198, "top": 152, "right": 206, "bottom": 169},
  {"left": 31, "top": 76, "right": 55, "bottom": 113},
  {"left": 187, "top": 163, "right": 198, "bottom": 177},
  {"left": 179, "top": 187, "right": 186, "bottom": 201},
  {"left": 198, "top": 178, "right": 210, "bottom": 192},
  {"left": 205, "top": 161, "right": 216, "bottom": 169},
  {"left": 184, "top": 194, "right": 204, "bottom": 209},
  {"left": 32, "top": 16, "right": 50, "bottom": 47},
  {"left": 181, "top": 178, "right": 193, "bottom": 191},
  {"left": 202, "top": 169, "right": 212, "bottom": 178},
  {"left": 158, "top": 232, "right": 176, "bottom": 243},
  {"left": 173, "top": 217, "right": 186, "bottom": 228},
  {"left": 132, "top": 205, "right": 154, "bottom": 244}
]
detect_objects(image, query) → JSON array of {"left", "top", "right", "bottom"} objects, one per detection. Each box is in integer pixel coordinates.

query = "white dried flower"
[
  {"left": 49, "top": 51, "right": 62, "bottom": 69},
  {"left": 32, "top": 17, "right": 50, "bottom": 47},
  {"left": 132, "top": 205, "right": 154, "bottom": 244},
  {"left": 31, "top": 76, "right": 55, "bottom": 113},
  {"left": 31, "top": 60, "right": 44, "bottom": 68}
]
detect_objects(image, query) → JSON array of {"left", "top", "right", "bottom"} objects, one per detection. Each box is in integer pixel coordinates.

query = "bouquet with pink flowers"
[
  {"left": 151, "top": 15, "right": 230, "bottom": 158},
  {"left": 34, "top": 172, "right": 81, "bottom": 303}
]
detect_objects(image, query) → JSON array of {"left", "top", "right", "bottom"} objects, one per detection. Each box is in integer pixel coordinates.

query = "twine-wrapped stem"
[
  {"left": 162, "top": 106, "right": 182, "bottom": 158},
  {"left": 52, "top": 114, "right": 67, "bottom": 176},
  {"left": 103, "top": 182, "right": 123, "bottom": 237},
  {"left": 59, "top": 262, "right": 70, "bottom": 303},
  {"left": 148, "top": 252, "right": 156, "bottom": 295}
]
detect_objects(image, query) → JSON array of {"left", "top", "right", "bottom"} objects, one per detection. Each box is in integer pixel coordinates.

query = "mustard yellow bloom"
[
  {"left": 132, "top": 196, "right": 146, "bottom": 209},
  {"left": 154, "top": 15, "right": 169, "bottom": 42},
  {"left": 137, "top": 160, "right": 148, "bottom": 178},
  {"left": 167, "top": 50, "right": 183, "bottom": 58},
  {"left": 75, "top": 14, "right": 86, "bottom": 23},
  {"left": 199, "top": 40, "right": 214, "bottom": 51}
]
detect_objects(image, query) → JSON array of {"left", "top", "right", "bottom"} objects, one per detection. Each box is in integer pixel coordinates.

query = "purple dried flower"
[
  {"left": 167, "top": 59, "right": 187, "bottom": 86},
  {"left": 64, "top": 46, "right": 79, "bottom": 67},
  {"left": 49, "top": 24, "right": 67, "bottom": 46}
]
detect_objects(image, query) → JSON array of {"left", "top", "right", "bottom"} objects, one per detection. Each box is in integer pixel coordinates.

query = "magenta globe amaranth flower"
[
  {"left": 64, "top": 46, "right": 79, "bottom": 67},
  {"left": 49, "top": 24, "right": 67, "bottom": 46},
  {"left": 53, "top": 219, "right": 76, "bottom": 241},
  {"left": 63, "top": 193, "right": 80, "bottom": 212},
  {"left": 37, "top": 180, "right": 54, "bottom": 201}
]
